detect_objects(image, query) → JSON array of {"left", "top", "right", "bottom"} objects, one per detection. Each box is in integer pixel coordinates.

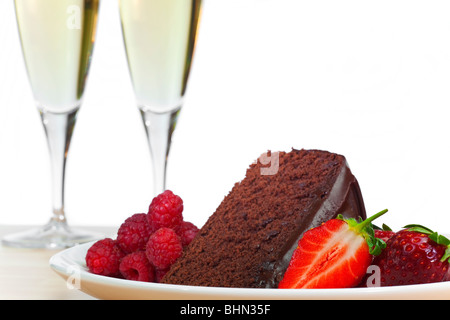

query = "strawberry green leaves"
[
  {"left": 337, "top": 209, "right": 389, "bottom": 256},
  {"left": 404, "top": 224, "right": 450, "bottom": 263}
]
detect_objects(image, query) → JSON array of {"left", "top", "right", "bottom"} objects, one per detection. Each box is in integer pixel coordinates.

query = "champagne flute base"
[{"left": 1, "top": 219, "right": 103, "bottom": 249}]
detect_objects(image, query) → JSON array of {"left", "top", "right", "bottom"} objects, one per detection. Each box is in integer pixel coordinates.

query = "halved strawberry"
[{"left": 278, "top": 209, "right": 388, "bottom": 289}]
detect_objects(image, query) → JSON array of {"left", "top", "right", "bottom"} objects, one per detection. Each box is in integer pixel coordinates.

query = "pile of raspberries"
[{"left": 85, "top": 190, "right": 199, "bottom": 283}]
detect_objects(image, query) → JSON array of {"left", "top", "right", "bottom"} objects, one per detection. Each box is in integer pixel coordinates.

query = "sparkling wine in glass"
[
  {"left": 119, "top": 0, "right": 203, "bottom": 195},
  {"left": 2, "top": 0, "right": 102, "bottom": 248}
]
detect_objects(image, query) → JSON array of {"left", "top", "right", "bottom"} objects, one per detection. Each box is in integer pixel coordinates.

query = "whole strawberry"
[
  {"left": 374, "top": 224, "right": 395, "bottom": 243},
  {"left": 373, "top": 225, "right": 450, "bottom": 286}
]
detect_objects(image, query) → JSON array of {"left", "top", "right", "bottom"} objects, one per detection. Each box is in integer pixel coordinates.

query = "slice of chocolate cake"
[{"left": 162, "top": 149, "right": 366, "bottom": 288}]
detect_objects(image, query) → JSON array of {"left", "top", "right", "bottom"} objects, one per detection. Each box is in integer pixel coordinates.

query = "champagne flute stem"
[
  {"left": 140, "top": 107, "right": 181, "bottom": 196},
  {"left": 40, "top": 108, "right": 79, "bottom": 225},
  {"left": 2, "top": 107, "right": 104, "bottom": 248}
]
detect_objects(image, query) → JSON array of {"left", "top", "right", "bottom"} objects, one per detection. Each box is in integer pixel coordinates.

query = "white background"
[{"left": 1, "top": 0, "right": 450, "bottom": 233}]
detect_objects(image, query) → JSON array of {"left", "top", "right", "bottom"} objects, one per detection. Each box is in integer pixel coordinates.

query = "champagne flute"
[
  {"left": 2, "top": 0, "right": 102, "bottom": 248},
  {"left": 119, "top": 0, "right": 202, "bottom": 195}
]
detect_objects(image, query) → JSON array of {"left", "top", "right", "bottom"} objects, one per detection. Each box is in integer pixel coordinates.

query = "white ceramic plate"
[{"left": 49, "top": 241, "right": 450, "bottom": 300}]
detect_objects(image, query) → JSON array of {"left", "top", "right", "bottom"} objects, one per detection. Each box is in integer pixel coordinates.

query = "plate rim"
[{"left": 49, "top": 241, "right": 450, "bottom": 300}]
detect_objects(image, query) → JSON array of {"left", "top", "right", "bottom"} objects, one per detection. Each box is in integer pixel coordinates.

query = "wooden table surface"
[{"left": 0, "top": 225, "right": 115, "bottom": 300}]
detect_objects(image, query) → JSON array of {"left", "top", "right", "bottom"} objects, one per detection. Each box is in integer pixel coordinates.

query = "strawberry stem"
[
  {"left": 353, "top": 209, "right": 388, "bottom": 234},
  {"left": 338, "top": 209, "right": 389, "bottom": 256}
]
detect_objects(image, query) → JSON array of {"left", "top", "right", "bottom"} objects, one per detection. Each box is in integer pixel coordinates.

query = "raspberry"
[
  {"left": 147, "top": 190, "right": 183, "bottom": 231},
  {"left": 119, "top": 251, "right": 155, "bottom": 282},
  {"left": 117, "top": 213, "right": 153, "bottom": 253},
  {"left": 176, "top": 221, "right": 199, "bottom": 247},
  {"left": 85, "top": 238, "right": 125, "bottom": 277},
  {"left": 146, "top": 227, "right": 183, "bottom": 270}
]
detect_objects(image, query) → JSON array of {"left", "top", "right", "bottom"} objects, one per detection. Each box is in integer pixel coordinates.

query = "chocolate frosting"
[{"left": 260, "top": 162, "right": 366, "bottom": 287}]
